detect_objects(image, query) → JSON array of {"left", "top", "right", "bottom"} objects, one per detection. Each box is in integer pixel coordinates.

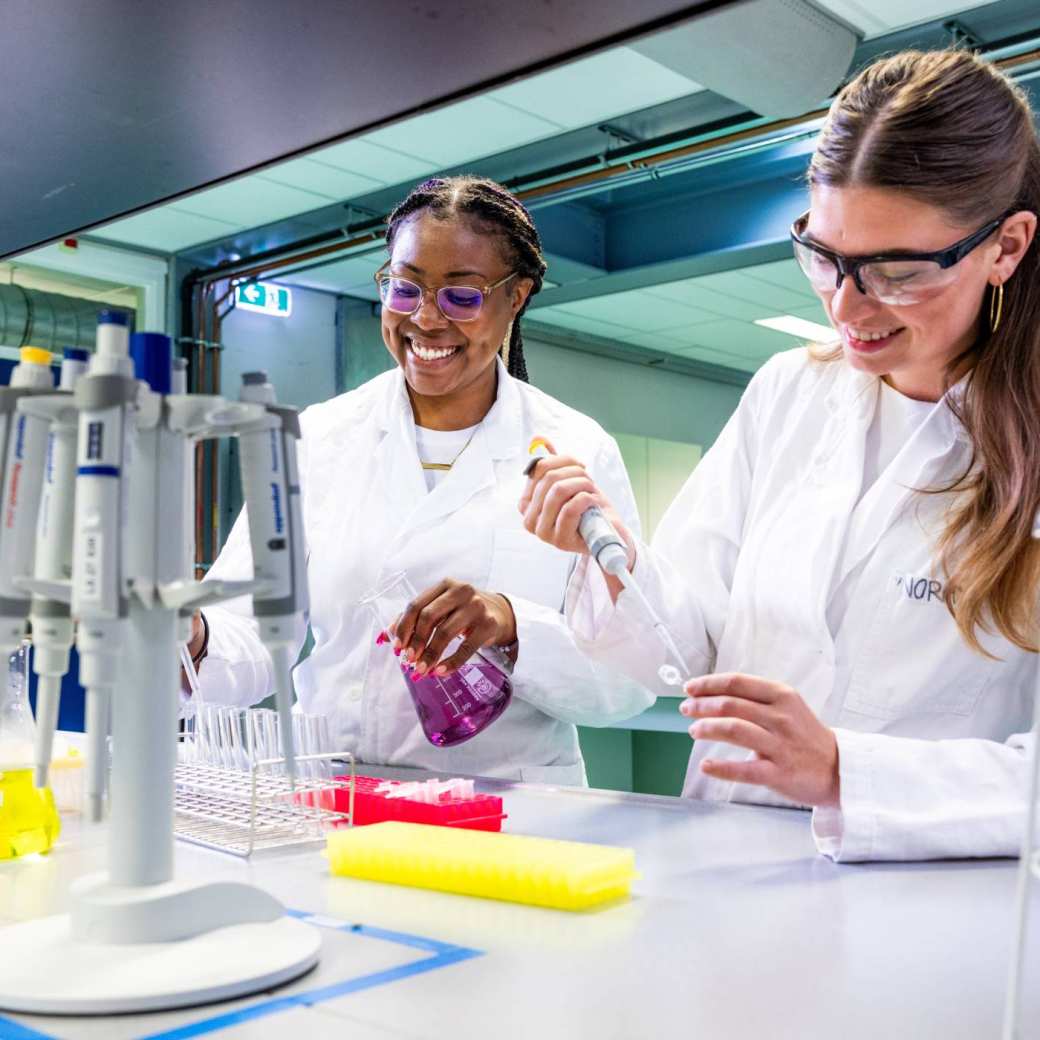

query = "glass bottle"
[
  {"left": 362, "top": 572, "right": 513, "bottom": 747},
  {"left": 0, "top": 641, "right": 60, "bottom": 858}
]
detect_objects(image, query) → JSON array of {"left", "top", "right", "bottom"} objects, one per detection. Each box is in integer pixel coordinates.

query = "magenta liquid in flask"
[{"left": 362, "top": 572, "right": 512, "bottom": 747}]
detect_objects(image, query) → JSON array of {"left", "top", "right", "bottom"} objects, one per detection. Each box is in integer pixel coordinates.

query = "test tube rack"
[{"left": 173, "top": 751, "right": 356, "bottom": 858}]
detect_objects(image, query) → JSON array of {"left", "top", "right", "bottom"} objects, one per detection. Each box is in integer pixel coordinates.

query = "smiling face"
[
  {"left": 806, "top": 185, "right": 1006, "bottom": 400},
  {"left": 380, "top": 213, "right": 532, "bottom": 428}
]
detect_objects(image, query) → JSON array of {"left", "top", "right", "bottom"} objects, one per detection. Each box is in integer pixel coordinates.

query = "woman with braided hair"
[{"left": 187, "top": 175, "right": 652, "bottom": 783}]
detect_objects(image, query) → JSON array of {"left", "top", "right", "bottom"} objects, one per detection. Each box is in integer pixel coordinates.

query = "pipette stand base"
[{"left": 0, "top": 905, "right": 320, "bottom": 1014}]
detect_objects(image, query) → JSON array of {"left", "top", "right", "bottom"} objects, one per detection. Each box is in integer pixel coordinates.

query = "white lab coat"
[
  {"left": 198, "top": 358, "right": 652, "bottom": 784},
  {"left": 567, "top": 347, "right": 1036, "bottom": 861}
]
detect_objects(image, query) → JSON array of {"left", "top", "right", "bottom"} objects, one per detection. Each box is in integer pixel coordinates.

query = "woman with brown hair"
[{"left": 521, "top": 49, "right": 1040, "bottom": 860}]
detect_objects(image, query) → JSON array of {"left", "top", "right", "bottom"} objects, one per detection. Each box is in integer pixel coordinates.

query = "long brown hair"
[{"left": 810, "top": 49, "right": 1040, "bottom": 655}]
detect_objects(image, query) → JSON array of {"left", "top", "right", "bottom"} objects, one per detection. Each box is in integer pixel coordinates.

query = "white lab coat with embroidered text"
[{"left": 566, "top": 348, "right": 1035, "bottom": 861}]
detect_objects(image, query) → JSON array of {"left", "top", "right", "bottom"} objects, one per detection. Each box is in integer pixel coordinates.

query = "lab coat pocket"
[
  {"left": 843, "top": 571, "right": 992, "bottom": 721},
  {"left": 487, "top": 529, "right": 573, "bottom": 612}
]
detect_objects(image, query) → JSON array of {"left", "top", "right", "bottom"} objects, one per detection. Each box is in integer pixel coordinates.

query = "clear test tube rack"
[{"left": 173, "top": 751, "right": 357, "bottom": 858}]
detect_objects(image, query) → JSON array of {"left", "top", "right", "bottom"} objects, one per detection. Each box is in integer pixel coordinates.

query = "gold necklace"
[{"left": 419, "top": 426, "right": 480, "bottom": 472}]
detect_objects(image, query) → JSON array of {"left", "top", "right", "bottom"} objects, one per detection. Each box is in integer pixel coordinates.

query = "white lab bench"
[{"left": 1, "top": 775, "right": 1037, "bottom": 1039}]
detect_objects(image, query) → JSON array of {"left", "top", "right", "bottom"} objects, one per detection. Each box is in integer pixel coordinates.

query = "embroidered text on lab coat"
[{"left": 896, "top": 573, "right": 943, "bottom": 603}]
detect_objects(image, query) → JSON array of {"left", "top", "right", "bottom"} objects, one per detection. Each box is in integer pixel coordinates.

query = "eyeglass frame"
[
  {"left": 374, "top": 261, "right": 519, "bottom": 322},
  {"left": 789, "top": 210, "right": 1014, "bottom": 297}
]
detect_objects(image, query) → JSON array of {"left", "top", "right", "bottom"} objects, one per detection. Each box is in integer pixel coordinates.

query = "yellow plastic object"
[
  {"left": 19, "top": 347, "right": 52, "bottom": 367},
  {"left": 0, "top": 768, "right": 60, "bottom": 859},
  {"left": 326, "top": 821, "right": 637, "bottom": 911}
]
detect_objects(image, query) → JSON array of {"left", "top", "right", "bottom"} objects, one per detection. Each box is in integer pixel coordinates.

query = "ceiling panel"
[
  {"left": 489, "top": 47, "right": 701, "bottom": 130},
  {"left": 677, "top": 345, "right": 760, "bottom": 372},
  {"left": 613, "top": 330, "right": 692, "bottom": 351},
  {"left": 258, "top": 159, "right": 384, "bottom": 201},
  {"left": 308, "top": 139, "right": 436, "bottom": 185},
  {"left": 279, "top": 253, "right": 384, "bottom": 297},
  {"left": 645, "top": 282, "right": 783, "bottom": 323},
  {"left": 362, "top": 97, "right": 565, "bottom": 167},
  {"left": 673, "top": 317, "right": 797, "bottom": 356},
  {"left": 169, "top": 178, "right": 333, "bottom": 228},
  {"left": 790, "top": 300, "right": 834, "bottom": 327},
  {"left": 552, "top": 288, "right": 715, "bottom": 332},
  {"left": 527, "top": 258, "right": 832, "bottom": 372},
  {"left": 691, "top": 269, "right": 817, "bottom": 312},
  {"left": 815, "top": 0, "right": 986, "bottom": 35},
  {"left": 740, "top": 257, "right": 817, "bottom": 295},
  {"left": 527, "top": 307, "right": 636, "bottom": 340},
  {"left": 91, "top": 208, "right": 240, "bottom": 252}
]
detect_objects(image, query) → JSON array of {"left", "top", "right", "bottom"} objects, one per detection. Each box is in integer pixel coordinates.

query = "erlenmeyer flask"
[
  {"left": 0, "top": 641, "right": 60, "bottom": 858},
  {"left": 361, "top": 572, "right": 512, "bottom": 747}
]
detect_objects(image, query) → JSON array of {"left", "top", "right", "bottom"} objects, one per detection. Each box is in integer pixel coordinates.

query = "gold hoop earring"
[{"left": 989, "top": 281, "right": 1004, "bottom": 334}]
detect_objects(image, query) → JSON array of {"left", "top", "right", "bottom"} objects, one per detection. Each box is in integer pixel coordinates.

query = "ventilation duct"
[
  {"left": 0, "top": 284, "right": 129, "bottom": 351},
  {"left": 631, "top": 0, "right": 857, "bottom": 118}
]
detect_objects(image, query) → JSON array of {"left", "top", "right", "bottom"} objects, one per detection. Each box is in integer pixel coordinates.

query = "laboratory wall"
[
  {"left": 522, "top": 335, "right": 744, "bottom": 450},
  {"left": 217, "top": 285, "right": 340, "bottom": 541}
]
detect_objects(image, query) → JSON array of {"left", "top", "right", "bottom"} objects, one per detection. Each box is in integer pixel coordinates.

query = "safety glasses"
[
  {"left": 374, "top": 262, "right": 517, "bottom": 322},
  {"left": 790, "top": 211, "right": 1010, "bottom": 305}
]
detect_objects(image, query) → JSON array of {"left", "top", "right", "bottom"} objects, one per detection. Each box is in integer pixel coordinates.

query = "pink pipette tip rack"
[{"left": 333, "top": 775, "right": 507, "bottom": 832}]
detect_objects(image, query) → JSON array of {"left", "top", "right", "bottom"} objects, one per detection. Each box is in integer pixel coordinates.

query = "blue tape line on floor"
[
  {"left": 0, "top": 912, "right": 482, "bottom": 1040},
  {"left": 140, "top": 947, "right": 481, "bottom": 1040},
  {"left": 0, "top": 1019, "right": 57, "bottom": 1040}
]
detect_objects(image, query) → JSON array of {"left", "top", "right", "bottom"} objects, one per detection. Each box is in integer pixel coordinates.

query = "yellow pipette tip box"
[{"left": 326, "top": 821, "right": 637, "bottom": 911}]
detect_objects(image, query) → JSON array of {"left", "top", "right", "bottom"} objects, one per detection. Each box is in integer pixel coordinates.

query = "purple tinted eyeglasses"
[{"left": 374, "top": 261, "right": 517, "bottom": 322}]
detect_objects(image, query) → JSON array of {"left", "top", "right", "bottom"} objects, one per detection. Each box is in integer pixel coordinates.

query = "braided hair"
[{"left": 384, "top": 176, "right": 547, "bottom": 382}]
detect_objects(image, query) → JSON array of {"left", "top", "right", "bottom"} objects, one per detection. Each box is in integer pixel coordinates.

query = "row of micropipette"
[{"left": 0, "top": 313, "right": 311, "bottom": 821}]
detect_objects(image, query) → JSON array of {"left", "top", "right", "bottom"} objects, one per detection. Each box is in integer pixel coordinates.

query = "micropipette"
[
  {"left": 28, "top": 349, "right": 87, "bottom": 788},
  {"left": 72, "top": 311, "right": 137, "bottom": 820},
  {"left": 236, "top": 371, "right": 308, "bottom": 782},
  {"left": 525, "top": 438, "right": 691, "bottom": 683}
]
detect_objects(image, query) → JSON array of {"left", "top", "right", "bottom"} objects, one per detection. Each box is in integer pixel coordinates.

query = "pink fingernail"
[
  {"left": 393, "top": 647, "right": 401, "bottom": 657},
  {"left": 376, "top": 630, "right": 389, "bottom": 646}
]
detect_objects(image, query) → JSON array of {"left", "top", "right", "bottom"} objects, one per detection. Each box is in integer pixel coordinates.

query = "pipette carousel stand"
[{"left": 0, "top": 334, "right": 320, "bottom": 1014}]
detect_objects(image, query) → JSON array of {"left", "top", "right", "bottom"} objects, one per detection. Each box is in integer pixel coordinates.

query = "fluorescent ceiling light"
[{"left": 754, "top": 315, "right": 835, "bottom": 340}]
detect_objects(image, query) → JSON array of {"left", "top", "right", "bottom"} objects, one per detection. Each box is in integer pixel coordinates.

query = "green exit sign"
[{"left": 235, "top": 282, "right": 293, "bottom": 318}]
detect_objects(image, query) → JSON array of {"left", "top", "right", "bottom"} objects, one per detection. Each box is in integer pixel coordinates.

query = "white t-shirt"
[
  {"left": 826, "top": 378, "right": 936, "bottom": 636},
  {"left": 414, "top": 424, "right": 480, "bottom": 490},
  {"left": 861, "top": 378, "right": 936, "bottom": 491}
]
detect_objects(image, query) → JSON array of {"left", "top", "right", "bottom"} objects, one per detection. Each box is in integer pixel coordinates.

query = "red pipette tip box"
[{"left": 332, "top": 775, "right": 506, "bottom": 832}]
